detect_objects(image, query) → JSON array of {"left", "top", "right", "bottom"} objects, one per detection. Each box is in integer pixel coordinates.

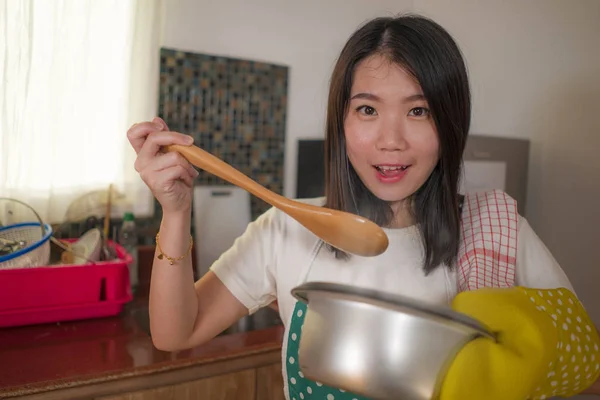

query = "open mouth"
[{"left": 374, "top": 165, "right": 410, "bottom": 177}]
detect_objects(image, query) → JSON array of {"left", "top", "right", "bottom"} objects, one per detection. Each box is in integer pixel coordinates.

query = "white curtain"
[{"left": 0, "top": 0, "right": 162, "bottom": 224}]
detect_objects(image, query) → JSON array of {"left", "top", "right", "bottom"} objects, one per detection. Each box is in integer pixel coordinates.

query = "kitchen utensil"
[
  {"left": 164, "top": 144, "right": 389, "bottom": 257},
  {"left": 64, "top": 228, "right": 102, "bottom": 264},
  {"left": 0, "top": 237, "right": 27, "bottom": 256},
  {"left": 50, "top": 237, "right": 89, "bottom": 264},
  {"left": 104, "top": 184, "right": 112, "bottom": 240},
  {"left": 291, "top": 282, "right": 496, "bottom": 400},
  {"left": 0, "top": 223, "right": 53, "bottom": 269},
  {"left": 0, "top": 198, "right": 52, "bottom": 270},
  {"left": 100, "top": 184, "right": 118, "bottom": 261}
]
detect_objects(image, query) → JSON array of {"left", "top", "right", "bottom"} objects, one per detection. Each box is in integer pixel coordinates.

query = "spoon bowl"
[{"left": 164, "top": 144, "right": 389, "bottom": 257}]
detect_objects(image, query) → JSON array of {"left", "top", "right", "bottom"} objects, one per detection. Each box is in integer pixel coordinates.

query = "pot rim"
[{"left": 291, "top": 281, "right": 496, "bottom": 341}]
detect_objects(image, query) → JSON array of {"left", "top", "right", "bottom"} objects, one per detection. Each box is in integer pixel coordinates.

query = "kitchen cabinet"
[
  {"left": 256, "top": 363, "right": 286, "bottom": 400},
  {"left": 0, "top": 246, "right": 286, "bottom": 400},
  {"left": 96, "top": 370, "right": 256, "bottom": 400},
  {"left": 95, "top": 362, "right": 283, "bottom": 400},
  {"left": 1, "top": 324, "right": 285, "bottom": 400}
]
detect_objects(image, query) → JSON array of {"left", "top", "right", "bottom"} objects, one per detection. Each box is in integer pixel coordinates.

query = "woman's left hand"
[{"left": 440, "top": 286, "right": 600, "bottom": 400}]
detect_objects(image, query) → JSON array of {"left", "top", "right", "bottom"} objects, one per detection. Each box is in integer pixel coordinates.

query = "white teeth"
[{"left": 377, "top": 166, "right": 407, "bottom": 171}]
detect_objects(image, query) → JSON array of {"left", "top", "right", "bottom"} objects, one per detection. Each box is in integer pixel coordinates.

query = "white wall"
[
  {"left": 163, "top": 0, "right": 600, "bottom": 327},
  {"left": 162, "top": 0, "right": 412, "bottom": 199},
  {"left": 413, "top": 0, "right": 600, "bottom": 329}
]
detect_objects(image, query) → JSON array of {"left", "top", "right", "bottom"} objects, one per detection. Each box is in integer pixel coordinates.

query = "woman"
[{"left": 128, "top": 14, "right": 600, "bottom": 400}]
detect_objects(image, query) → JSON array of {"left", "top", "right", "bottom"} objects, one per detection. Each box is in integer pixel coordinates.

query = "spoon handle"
[
  {"left": 164, "top": 143, "right": 389, "bottom": 257},
  {"left": 163, "top": 144, "right": 287, "bottom": 207}
]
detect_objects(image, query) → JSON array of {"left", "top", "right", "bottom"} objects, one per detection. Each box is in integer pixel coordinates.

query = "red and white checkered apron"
[{"left": 457, "top": 189, "right": 518, "bottom": 291}]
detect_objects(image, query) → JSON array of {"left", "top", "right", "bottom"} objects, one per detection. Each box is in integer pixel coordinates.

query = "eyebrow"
[{"left": 350, "top": 92, "right": 426, "bottom": 103}]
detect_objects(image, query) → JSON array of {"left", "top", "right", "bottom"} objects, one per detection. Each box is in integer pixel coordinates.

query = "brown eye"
[
  {"left": 408, "top": 107, "right": 430, "bottom": 117},
  {"left": 357, "top": 105, "right": 377, "bottom": 116}
]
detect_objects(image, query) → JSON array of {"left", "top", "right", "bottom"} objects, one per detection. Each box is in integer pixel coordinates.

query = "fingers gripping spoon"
[{"left": 164, "top": 144, "right": 389, "bottom": 257}]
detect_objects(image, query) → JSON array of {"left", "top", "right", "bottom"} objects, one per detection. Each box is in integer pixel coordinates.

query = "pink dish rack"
[{"left": 0, "top": 241, "right": 134, "bottom": 328}]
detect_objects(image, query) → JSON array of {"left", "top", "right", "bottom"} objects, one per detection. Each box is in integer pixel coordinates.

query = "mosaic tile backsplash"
[
  {"left": 53, "top": 50, "right": 288, "bottom": 246},
  {"left": 157, "top": 48, "right": 289, "bottom": 222}
]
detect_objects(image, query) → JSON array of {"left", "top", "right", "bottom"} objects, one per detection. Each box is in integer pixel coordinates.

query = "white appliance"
[
  {"left": 461, "top": 135, "right": 530, "bottom": 215},
  {"left": 192, "top": 185, "right": 251, "bottom": 278}
]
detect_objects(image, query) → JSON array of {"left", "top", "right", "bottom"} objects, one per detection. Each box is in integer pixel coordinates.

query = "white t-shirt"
[
  {"left": 211, "top": 193, "right": 576, "bottom": 400},
  {"left": 211, "top": 195, "right": 575, "bottom": 330}
]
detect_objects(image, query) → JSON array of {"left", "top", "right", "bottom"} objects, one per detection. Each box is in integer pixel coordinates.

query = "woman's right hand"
[{"left": 127, "top": 117, "right": 199, "bottom": 215}]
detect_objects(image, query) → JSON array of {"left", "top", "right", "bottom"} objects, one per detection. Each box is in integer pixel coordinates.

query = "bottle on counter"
[{"left": 119, "top": 212, "right": 139, "bottom": 294}]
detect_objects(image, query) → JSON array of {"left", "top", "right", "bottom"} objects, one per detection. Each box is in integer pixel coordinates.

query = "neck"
[{"left": 387, "top": 199, "right": 415, "bottom": 229}]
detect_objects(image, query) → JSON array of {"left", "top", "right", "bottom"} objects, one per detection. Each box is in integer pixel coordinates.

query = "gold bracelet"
[{"left": 155, "top": 232, "right": 193, "bottom": 265}]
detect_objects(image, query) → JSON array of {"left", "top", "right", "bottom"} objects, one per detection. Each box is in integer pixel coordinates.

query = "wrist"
[
  {"left": 162, "top": 204, "right": 191, "bottom": 218},
  {"left": 161, "top": 208, "right": 192, "bottom": 228},
  {"left": 156, "top": 209, "right": 193, "bottom": 265}
]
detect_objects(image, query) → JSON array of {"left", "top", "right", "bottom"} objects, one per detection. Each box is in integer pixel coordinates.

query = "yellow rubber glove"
[{"left": 440, "top": 287, "right": 600, "bottom": 400}]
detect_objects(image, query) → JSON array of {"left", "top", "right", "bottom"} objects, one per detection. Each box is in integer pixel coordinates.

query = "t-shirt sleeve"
[
  {"left": 210, "top": 206, "right": 281, "bottom": 314},
  {"left": 516, "top": 216, "right": 576, "bottom": 293}
]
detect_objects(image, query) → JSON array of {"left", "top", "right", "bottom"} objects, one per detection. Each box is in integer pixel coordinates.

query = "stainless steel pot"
[{"left": 291, "top": 282, "right": 496, "bottom": 400}]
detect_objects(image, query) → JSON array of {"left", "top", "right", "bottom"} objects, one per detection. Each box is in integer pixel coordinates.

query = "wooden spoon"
[{"left": 164, "top": 144, "right": 389, "bottom": 257}]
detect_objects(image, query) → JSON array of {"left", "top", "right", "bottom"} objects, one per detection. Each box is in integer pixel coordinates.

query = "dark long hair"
[{"left": 324, "top": 14, "right": 471, "bottom": 274}]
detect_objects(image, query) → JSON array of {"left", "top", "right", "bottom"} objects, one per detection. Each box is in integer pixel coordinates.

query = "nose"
[{"left": 375, "top": 117, "right": 408, "bottom": 151}]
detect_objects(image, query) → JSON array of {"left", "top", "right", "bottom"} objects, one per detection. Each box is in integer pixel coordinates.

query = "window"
[{"left": 0, "top": 0, "right": 162, "bottom": 223}]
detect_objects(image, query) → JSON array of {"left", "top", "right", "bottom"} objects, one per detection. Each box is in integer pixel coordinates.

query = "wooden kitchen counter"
[{"left": 0, "top": 296, "right": 285, "bottom": 400}]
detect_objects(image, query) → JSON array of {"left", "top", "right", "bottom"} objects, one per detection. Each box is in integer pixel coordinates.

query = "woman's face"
[{"left": 344, "top": 54, "right": 440, "bottom": 215}]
